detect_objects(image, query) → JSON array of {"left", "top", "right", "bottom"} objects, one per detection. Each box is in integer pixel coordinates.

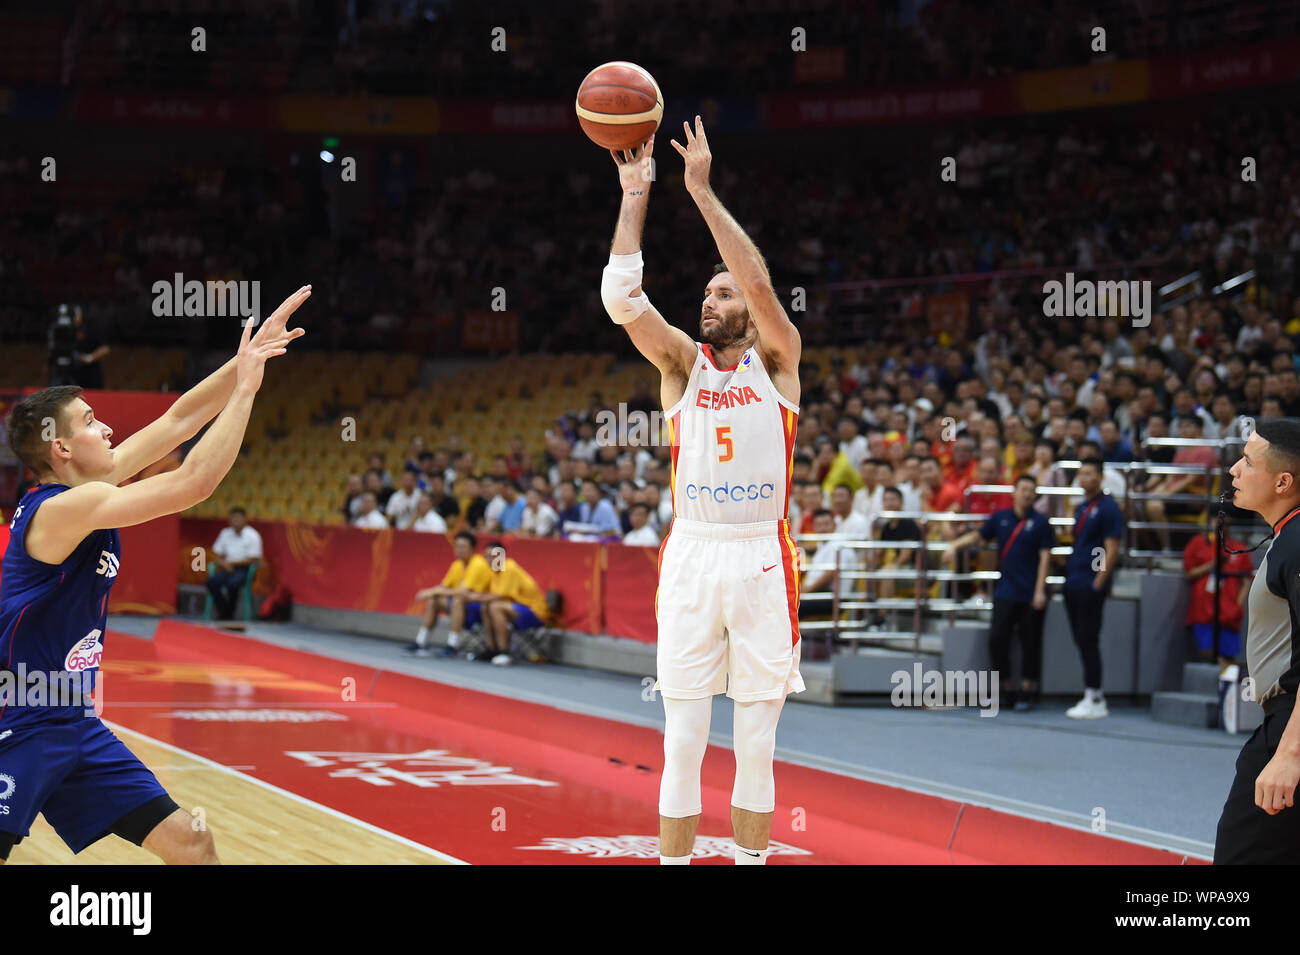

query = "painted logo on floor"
[
  {"left": 517, "top": 835, "right": 813, "bottom": 859},
  {"left": 161, "top": 709, "right": 349, "bottom": 722},
  {"left": 284, "top": 749, "right": 559, "bottom": 788}
]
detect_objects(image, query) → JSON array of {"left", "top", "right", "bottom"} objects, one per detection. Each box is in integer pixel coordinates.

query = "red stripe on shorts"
[{"left": 777, "top": 522, "right": 800, "bottom": 647}]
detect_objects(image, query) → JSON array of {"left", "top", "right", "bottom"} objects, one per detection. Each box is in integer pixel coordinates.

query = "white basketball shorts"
[{"left": 653, "top": 517, "right": 805, "bottom": 702}]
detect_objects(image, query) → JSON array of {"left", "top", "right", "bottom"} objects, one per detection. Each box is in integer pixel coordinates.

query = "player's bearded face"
[{"left": 700, "top": 277, "right": 749, "bottom": 347}]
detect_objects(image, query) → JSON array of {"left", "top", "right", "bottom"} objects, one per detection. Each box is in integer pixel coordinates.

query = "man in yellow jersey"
[
  {"left": 468, "top": 541, "right": 551, "bottom": 666},
  {"left": 603, "top": 117, "right": 803, "bottom": 866},
  {"left": 404, "top": 531, "right": 493, "bottom": 658}
]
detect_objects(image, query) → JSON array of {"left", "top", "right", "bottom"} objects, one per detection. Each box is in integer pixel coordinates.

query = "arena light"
[{"left": 320, "top": 150, "right": 335, "bottom": 163}]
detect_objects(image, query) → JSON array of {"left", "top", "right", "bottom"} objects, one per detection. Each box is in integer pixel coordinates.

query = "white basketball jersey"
[{"left": 665, "top": 343, "right": 799, "bottom": 524}]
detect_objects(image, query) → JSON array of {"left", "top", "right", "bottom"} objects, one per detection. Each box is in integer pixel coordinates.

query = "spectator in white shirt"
[
  {"left": 800, "top": 509, "right": 862, "bottom": 617},
  {"left": 411, "top": 492, "right": 448, "bottom": 533},
  {"left": 571, "top": 419, "right": 599, "bottom": 462},
  {"left": 852, "top": 458, "right": 887, "bottom": 526},
  {"left": 830, "top": 484, "right": 873, "bottom": 540},
  {"left": 385, "top": 469, "right": 422, "bottom": 530},
  {"left": 837, "top": 415, "right": 870, "bottom": 471},
  {"left": 519, "top": 486, "right": 560, "bottom": 537},
  {"left": 894, "top": 455, "right": 925, "bottom": 514},
  {"left": 353, "top": 492, "right": 389, "bottom": 529},
  {"left": 623, "top": 502, "right": 660, "bottom": 546},
  {"left": 208, "top": 507, "right": 263, "bottom": 620}
]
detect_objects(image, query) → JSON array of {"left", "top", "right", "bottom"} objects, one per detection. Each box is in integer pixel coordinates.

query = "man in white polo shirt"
[{"left": 208, "top": 506, "right": 263, "bottom": 620}]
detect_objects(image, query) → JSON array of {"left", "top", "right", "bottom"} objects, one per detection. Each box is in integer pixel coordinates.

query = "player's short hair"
[
  {"left": 711, "top": 262, "right": 729, "bottom": 276},
  {"left": 1255, "top": 419, "right": 1300, "bottom": 480},
  {"left": 6, "top": 385, "right": 83, "bottom": 479},
  {"left": 455, "top": 531, "right": 477, "bottom": 549}
]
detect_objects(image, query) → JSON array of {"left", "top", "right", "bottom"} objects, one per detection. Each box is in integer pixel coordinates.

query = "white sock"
[
  {"left": 660, "top": 853, "right": 691, "bottom": 865},
  {"left": 1087, "top": 688, "right": 1104, "bottom": 702},
  {"left": 448, "top": 630, "right": 461, "bottom": 649},
  {"left": 735, "top": 843, "right": 768, "bottom": 865},
  {"left": 416, "top": 626, "right": 430, "bottom": 648}
]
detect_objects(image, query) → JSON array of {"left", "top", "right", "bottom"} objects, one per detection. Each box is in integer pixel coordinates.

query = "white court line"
[
  {"left": 107, "top": 702, "right": 397, "bottom": 708},
  {"left": 105, "top": 720, "right": 468, "bottom": 865}
]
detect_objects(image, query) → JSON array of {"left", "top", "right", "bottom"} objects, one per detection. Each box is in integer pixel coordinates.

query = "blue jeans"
[{"left": 207, "top": 566, "right": 249, "bottom": 619}]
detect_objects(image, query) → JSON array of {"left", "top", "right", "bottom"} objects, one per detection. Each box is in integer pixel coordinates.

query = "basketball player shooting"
[
  {"left": 603, "top": 118, "right": 803, "bottom": 865},
  {"left": 0, "top": 285, "right": 311, "bottom": 865}
]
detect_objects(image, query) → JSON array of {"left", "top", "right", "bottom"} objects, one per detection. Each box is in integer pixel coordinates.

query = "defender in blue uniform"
[{"left": 0, "top": 285, "right": 310, "bottom": 864}]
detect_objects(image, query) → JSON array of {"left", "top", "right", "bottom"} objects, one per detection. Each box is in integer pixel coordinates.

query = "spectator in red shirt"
[
  {"left": 1183, "top": 526, "right": 1253, "bottom": 663},
  {"left": 919, "top": 457, "right": 963, "bottom": 538},
  {"left": 966, "top": 457, "right": 1014, "bottom": 516},
  {"left": 942, "top": 436, "right": 978, "bottom": 492}
]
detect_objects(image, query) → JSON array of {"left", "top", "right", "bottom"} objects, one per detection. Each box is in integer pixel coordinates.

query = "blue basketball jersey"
[{"left": 0, "top": 483, "right": 120, "bottom": 730}]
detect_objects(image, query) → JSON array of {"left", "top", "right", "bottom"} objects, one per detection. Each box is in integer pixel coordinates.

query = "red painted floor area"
[{"left": 95, "top": 620, "right": 1196, "bottom": 864}]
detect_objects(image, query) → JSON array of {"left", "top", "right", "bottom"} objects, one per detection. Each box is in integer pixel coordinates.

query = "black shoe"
[
  {"left": 402, "top": 643, "right": 426, "bottom": 655},
  {"left": 438, "top": 646, "right": 458, "bottom": 658}
]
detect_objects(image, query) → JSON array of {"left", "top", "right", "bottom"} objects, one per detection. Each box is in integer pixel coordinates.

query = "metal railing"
[{"left": 793, "top": 434, "right": 1264, "bottom": 655}]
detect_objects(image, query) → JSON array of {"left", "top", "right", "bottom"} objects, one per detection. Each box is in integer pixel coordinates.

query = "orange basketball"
[{"left": 575, "top": 61, "right": 663, "bottom": 152}]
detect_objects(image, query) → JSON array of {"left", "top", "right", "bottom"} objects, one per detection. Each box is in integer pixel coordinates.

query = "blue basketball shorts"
[{"left": 0, "top": 716, "right": 170, "bottom": 855}]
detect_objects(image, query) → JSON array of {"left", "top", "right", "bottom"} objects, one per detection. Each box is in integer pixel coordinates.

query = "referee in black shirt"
[{"left": 1215, "top": 419, "right": 1300, "bottom": 863}]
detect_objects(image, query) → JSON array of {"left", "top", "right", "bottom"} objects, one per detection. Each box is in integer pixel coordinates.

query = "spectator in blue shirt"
[
  {"left": 494, "top": 478, "right": 527, "bottom": 533},
  {"left": 563, "top": 478, "right": 621, "bottom": 541},
  {"left": 1062, "top": 457, "right": 1125, "bottom": 720},
  {"left": 1097, "top": 420, "right": 1135, "bottom": 463},
  {"left": 943, "top": 475, "right": 1055, "bottom": 710}
]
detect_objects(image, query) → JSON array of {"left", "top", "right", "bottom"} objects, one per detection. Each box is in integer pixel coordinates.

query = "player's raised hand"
[
  {"left": 250, "top": 284, "right": 311, "bottom": 354},
  {"left": 235, "top": 286, "right": 311, "bottom": 393},
  {"left": 610, "top": 136, "right": 655, "bottom": 197},
  {"left": 669, "top": 115, "right": 711, "bottom": 196}
]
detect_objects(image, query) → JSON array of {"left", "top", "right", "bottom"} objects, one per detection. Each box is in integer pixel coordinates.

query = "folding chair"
[
  {"left": 511, "top": 620, "right": 560, "bottom": 664},
  {"left": 203, "top": 560, "right": 261, "bottom": 621},
  {"left": 454, "top": 603, "right": 491, "bottom": 658},
  {"left": 511, "top": 590, "right": 565, "bottom": 663}
]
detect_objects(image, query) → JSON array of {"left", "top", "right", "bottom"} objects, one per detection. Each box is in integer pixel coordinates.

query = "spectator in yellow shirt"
[
  {"left": 474, "top": 541, "right": 550, "bottom": 666},
  {"left": 404, "top": 531, "right": 494, "bottom": 657}
]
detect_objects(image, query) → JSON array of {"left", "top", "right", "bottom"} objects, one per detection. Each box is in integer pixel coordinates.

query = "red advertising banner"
[
  {"left": 438, "top": 98, "right": 576, "bottom": 134},
  {"left": 179, "top": 518, "right": 610, "bottom": 635},
  {"left": 602, "top": 542, "right": 661, "bottom": 645},
  {"left": 1149, "top": 36, "right": 1300, "bottom": 99},
  {"left": 764, "top": 76, "right": 1017, "bottom": 127},
  {"left": 72, "top": 91, "right": 275, "bottom": 128},
  {"left": 10, "top": 388, "right": 181, "bottom": 613}
]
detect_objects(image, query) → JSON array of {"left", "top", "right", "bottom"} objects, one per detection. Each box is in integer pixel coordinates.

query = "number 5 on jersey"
[{"left": 716, "top": 426, "right": 734, "bottom": 462}]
